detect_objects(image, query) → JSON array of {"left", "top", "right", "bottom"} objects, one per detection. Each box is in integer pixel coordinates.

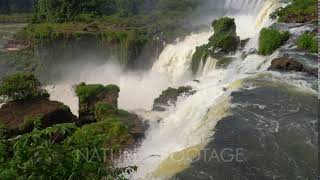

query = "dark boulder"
[
  {"left": 153, "top": 86, "right": 196, "bottom": 111},
  {"left": 268, "top": 57, "right": 303, "bottom": 72}
]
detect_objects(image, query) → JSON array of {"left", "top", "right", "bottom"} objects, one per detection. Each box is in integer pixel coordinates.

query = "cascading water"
[{"left": 119, "top": 0, "right": 292, "bottom": 179}]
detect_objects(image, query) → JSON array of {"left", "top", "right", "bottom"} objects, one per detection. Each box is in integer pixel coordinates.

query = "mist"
[{"left": 45, "top": 57, "right": 174, "bottom": 116}]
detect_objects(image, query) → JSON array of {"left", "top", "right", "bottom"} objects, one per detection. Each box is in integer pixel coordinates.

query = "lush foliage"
[
  {"left": 19, "top": 115, "right": 43, "bottom": 133},
  {"left": 270, "top": 0, "right": 317, "bottom": 23},
  {"left": 258, "top": 28, "right": 290, "bottom": 55},
  {"left": 94, "top": 102, "right": 117, "bottom": 121},
  {"left": 31, "top": 0, "right": 200, "bottom": 23},
  {"left": 75, "top": 83, "right": 105, "bottom": 103},
  {"left": 191, "top": 17, "right": 239, "bottom": 74},
  {"left": 0, "top": 73, "right": 49, "bottom": 102},
  {"left": 75, "top": 83, "right": 120, "bottom": 103},
  {"left": 0, "top": 122, "right": 135, "bottom": 179},
  {"left": 297, "top": 32, "right": 318, "bottom": 53}
]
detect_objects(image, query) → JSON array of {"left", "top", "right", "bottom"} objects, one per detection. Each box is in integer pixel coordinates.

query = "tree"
[{"left": 0, "top": 73, "right": 49, "bottom": 102}]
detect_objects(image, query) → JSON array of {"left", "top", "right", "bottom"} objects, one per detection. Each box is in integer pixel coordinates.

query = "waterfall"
[
  {"left": 151, "top": 31, "right": 212, "bottom": 84},
  {"left": 120, "top": 0, "right": 285, "bottom": 179},
  {"left": 152, "top": 0, "right": 279, "bottom": 83}
]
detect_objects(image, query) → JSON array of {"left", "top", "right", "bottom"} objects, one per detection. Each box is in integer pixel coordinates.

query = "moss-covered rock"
[
  {"left": 76, "top": 83, "right": 120, "bottom": 125},
  {"left": 258, "top": 28, "right": 290, "bottom": 55},
  {"left": 94, "top": 102, "right": 146, "bottom": 140},
  {"left": 68, "top": 117, "right": 133, "bottom": 152},
  {"left": 191, "top": 17, "right": 240, "bottom": 74},
  {"left": 153, "top": 86, "right": 196, "bottom": 111},
  {"left": 75, "top": 83, "right": 147, "bottom": 139}
]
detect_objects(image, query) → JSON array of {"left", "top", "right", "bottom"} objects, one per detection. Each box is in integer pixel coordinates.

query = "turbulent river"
[{"left": 47, "top": 0, "right": 318, "bottom": 179}]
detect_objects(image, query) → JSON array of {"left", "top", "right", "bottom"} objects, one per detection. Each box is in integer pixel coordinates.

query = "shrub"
[
  {"left": 211, "top": 17, "right": 236, "bottom": 36},
  {"left": 94, "top": 102, "right": 117, "bottom": 121},
  {"left": 258, "top": 28, "right": 290, "bottom": 55},
  {"left": 68, "top": 117, "right": 132, "bottom": 152},
  {"left": 0, "top": 123, "right": 135, "bottom": 179},
  {"left": 0, "top": 73, "right": 49, "bottom": 102},
  {"left": 297, "top": 33, "right": 318, "bottom": 53}
]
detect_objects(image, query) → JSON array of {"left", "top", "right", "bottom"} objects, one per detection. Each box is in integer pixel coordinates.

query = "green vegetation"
[
  {"left": 297, "top": 32, "right": 318, "bottom": 53},
  {"left": 0, "top": 13, "right": 31, "bottom": 23},
  {"left": 258, "top": 28, "right": 290, "bottom": 55},
  {"left": 16, "top": 0, "right": 201, "bottom": 44},
  {"left": 270, "top": 0, "right": 317, "bottom": 23},
  {"left": 191, "top": 45, "right": 209, "bottom": 74},
  {"left": 69, "top": 118, "right": 132, "bottom": 153},
  {"left": 75, "top": 83, "right": 120, "bottom": 104},
  {"left": 208, "top": 17, "right": 239, "bottom": 53},
  {"left": 75, "top": 83, "right": 105, "bottom": 103},
  {"left": 0, "top": 73, "right": 49, "bottom": 102},
  {"left": 191, "top": 17, "right": 239, "bottom": 74},
  {"left": 31, "top": 0, "right": 200, "bottom": 23},
  {"left": 94, "top": 102, "right": 118, "bottom": 121},
  {"left": 0, "top": 78, "right": 137, "bottom": 178},
  {"left": 0, "top": 123, "right": 8, "bottom": 163},
  {"left": 0, "top": 0, "right": 202, "bottom": 72},
  {"left": 19, "top": 115, "right": 43, "bottom": 132},
  {"left": 0, "top": 122, "right": 135, "bottom": 179}
]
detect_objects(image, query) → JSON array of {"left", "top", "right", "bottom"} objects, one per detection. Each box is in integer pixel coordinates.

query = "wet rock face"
[
  {"left": 268, "top": 57, "right": 303, "bottom": 72},
  {"left": 0, "top": 99, "right": 76, "bottom": 137},
  {"left": 176, "top": 81, "right": 318, "bottom": 180},
  {"left": 153, "top": 86, "right": 196, "bottom": 111},
  {"left": 268, "top": 57, "right": 318, "bottom": 77}
]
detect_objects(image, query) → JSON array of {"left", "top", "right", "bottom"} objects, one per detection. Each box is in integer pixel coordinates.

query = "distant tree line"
[
  {"left": 0, "top": 0, "right": 35, "bottom": 14},
  {"left": 31, "top": 0, "right": 199, "bottom": 23}
]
